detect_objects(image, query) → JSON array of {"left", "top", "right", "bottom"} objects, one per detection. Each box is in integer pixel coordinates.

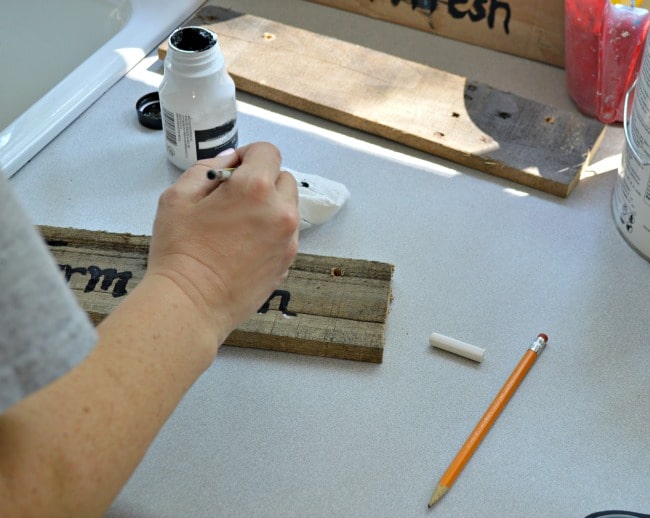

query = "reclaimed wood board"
[
  {"left": 159, "top": 7, "right": 605, "bottom": 198},
  {"left": 40, "top": 226, "right": 393, "bottom": 363},
  {"left": 304, "top": 0, "right": 565, "bottom": 67}
]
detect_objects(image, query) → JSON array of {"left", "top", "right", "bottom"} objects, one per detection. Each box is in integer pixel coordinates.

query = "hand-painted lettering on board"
[
  {"left": 58, "top": 263, "right": 298, "bottom": 316},
  {"left": 390, "top": 0, "right": 511, "bottom": 34},
  {"left": 59, "top": 264, "right": 133, "bottom": 298}
]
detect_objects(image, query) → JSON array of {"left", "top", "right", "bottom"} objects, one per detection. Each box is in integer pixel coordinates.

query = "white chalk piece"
[{"left": 429, "top": 332, "right": 485, "bottom": 363}]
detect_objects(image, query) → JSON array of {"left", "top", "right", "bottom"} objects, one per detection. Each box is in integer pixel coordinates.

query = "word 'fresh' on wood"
[
  {"left": 40, "top": 226, "right": 394, "bottom": 364},
  {"left": 305, "top": 0, "right": 565, "bottom": 67},
  {"left": 159, "top": 6, "right": 604, "bottom": 198}
]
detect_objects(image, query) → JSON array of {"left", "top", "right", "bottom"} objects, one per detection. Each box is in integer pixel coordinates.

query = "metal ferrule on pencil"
[{"left": 529, "top": 334, "right": 548, "bottom": 355}]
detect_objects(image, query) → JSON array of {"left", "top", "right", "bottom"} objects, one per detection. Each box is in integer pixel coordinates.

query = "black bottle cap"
[{"left": 136, "top": 92, "right": 162, "bottom": 130}]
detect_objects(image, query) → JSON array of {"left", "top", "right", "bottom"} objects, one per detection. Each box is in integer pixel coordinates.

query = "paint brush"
[{"left": 206, "top": 168, "right": 235, "bottom": 181}]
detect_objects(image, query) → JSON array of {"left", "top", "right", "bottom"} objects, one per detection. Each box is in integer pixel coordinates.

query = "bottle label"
[{"left": 163, "top": 108, "right": 238, "bottom": 166}]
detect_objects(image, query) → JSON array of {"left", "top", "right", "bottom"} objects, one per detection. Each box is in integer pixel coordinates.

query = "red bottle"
[{"left": 565, "top": 0, "right": 650, "bottom": 123}]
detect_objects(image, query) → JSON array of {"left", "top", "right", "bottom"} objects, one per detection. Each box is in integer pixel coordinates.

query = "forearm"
[
  {"left": 0, "top": 274, "right": 223, "bottom": 517},
  {"left": 0, "top": 141, "right": 298, "bottom": 517}
]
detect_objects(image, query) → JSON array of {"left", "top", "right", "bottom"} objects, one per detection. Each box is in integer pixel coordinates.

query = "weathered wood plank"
[
  {"left": 230, "top": 312, "right": 384, "bottom": 362},
  {"left": 159, "top": 7, "right": 604, "bottom": 197},
  {"left": 292, "top": 254, "right": 393, "bottom": 281},
  {"left": 304, "top": 0, "right": 565, "bottom": 67},
  {"left": 40, "top": 226, "right": 393, "bottom": 363}
]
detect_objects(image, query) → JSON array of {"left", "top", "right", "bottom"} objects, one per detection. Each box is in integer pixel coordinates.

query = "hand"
[
  {"left": 0, "top": 143, "right": 298, "bottom": 518},
  {"left": 147, "top": 142, "right": 299, "bottom": 345}
]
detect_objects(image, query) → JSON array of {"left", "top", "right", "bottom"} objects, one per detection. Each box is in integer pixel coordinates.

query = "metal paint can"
[{"left": 612, "top": 36, "right": 650, "bottom": 260}]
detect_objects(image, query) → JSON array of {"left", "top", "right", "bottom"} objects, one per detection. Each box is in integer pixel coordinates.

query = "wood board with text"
[
  {"left": 41, "top": 226, "right": 393, "bottom": 363},
  {"left": 304, "top": 0, "right": 565, "bottom": 67},
  {"left": 160, "top": 6, "right": 604, "bottom": 197}
]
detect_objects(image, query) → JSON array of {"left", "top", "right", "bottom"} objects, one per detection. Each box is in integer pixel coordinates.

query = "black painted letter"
[
  {"left": 488, "top": 0, "right": 511, "bottom": 34},
  {"left": 258, "top": 289, "right": 297, "bottom": 317},
  {"left": 85, "top": 266, "right": 133, "bottom": 298}
]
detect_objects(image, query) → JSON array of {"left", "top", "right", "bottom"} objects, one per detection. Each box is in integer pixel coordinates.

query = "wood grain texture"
[
  {"left": 40, "top": 226, "right": 393, "bottom": 363},
  {"left": 160, "top": 7, "right": 604, "bottom": 197},
  {"left": 304, "top": 0, "right": 565, "bottom": 67}
]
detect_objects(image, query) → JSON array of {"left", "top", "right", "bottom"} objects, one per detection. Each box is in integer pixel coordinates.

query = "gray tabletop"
[{"left": 9, "top": 1, "right": 650, "bottom": 516}]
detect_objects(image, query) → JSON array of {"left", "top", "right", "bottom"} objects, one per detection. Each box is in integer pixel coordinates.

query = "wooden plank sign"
[
  {"left": 159, "top": 7, "right": 605, "bottom": 197},
  {"left": 40, "top": 226, "right": 394, "bottom": 363},
  {"left": 304, "top": 0, "right": 566, "bottom": 67}
]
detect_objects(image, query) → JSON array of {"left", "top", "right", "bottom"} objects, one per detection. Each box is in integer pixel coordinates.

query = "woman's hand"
[{"left": 147, "top": 142, "right": 300, "bottom": 345}]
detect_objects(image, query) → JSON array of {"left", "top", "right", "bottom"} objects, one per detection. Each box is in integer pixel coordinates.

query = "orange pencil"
[{"left": 428, "top": 333, "right": 548, "bottom": 508}]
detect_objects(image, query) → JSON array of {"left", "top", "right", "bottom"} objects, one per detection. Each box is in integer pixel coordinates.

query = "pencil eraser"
[{"left": 429, "top": 332, "right": 485, "bottom": 363}]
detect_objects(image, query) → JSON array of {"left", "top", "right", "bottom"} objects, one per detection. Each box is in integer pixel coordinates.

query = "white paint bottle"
[{"left": 159, "top": 26, "right": 238, "bottom": 170}]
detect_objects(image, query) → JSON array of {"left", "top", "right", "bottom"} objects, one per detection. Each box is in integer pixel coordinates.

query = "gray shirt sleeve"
[{"left": 0, "top": 175, "right": 97, "bottom": 412}]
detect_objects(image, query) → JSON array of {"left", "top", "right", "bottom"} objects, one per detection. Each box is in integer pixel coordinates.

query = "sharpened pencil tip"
[{"left": 427, "top": 485, "right": 448, "bottom": 508}]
